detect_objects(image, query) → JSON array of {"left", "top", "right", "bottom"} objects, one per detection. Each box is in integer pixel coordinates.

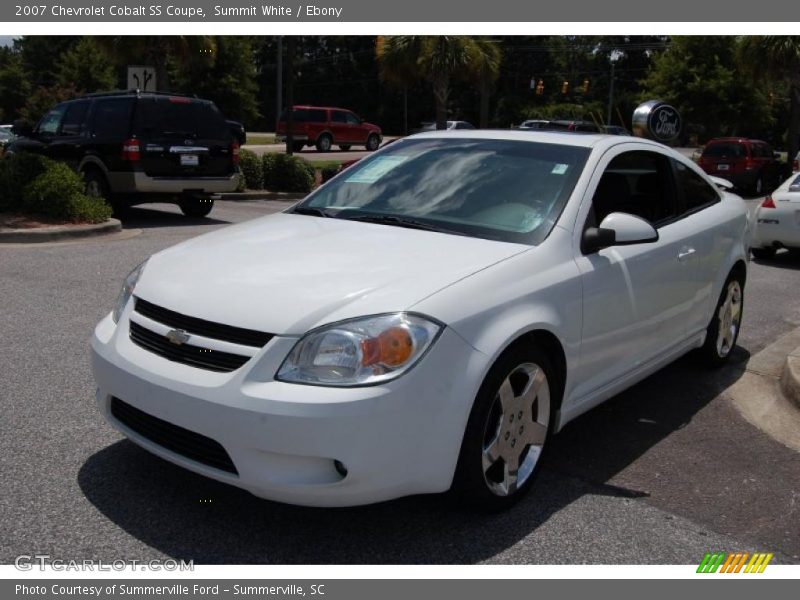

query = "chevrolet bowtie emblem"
[{"left": 166, "top": 329, "right": 190, "bottom": 346}]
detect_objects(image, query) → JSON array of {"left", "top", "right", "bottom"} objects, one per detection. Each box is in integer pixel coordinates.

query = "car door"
[
  {"left": 14, "top": 104, "right": 68, "bottom": 157},
  {"left": 671, "top": 159, "right": 728, "bottom": 337},
  {"left": 344, "top": 111, "right": 363, "bottom": 143},
  {"left": 329, "top": 110, "right": 350, "bottom": 145},
  {"left": 572, "top": 147, "right": 701, "bottom": 400},
  {"left": 47, "top": 99, "right": 91, "bottom": 170}
]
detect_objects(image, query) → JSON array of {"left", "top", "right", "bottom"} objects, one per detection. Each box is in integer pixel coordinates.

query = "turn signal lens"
[
  {"left": 361, "top": 327, "right": 414, "bottom": 367},
  {"left": 761, "top": 196, "right": 776, "bottom": 208}
]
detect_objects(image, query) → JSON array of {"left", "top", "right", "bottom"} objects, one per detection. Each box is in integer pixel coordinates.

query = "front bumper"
[{"left": 90, "top": 310, "right": 487, "bottom": 507}]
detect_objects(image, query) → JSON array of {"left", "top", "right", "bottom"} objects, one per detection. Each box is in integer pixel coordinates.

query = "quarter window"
[
  {"left": 674, "top": 160, "right": 720, "bottom": 213},
  {"left": 590, "top": 151, "right": 676, "bottom": 227}
]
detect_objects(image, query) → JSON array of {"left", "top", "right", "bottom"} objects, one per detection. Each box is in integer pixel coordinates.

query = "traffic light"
[
  {"left": 535, "top": 79, "right": 544, "bottom": 95},
  {"left": 583, "top": 79, "right": 590, "bottom": 94},
  {"left": 561, "top": 81, "right": 569, "bottom": 95}
]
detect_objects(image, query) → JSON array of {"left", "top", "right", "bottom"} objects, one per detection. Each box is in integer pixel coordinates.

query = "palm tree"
[
  {"left": 469, "top": 37, "right": 503, "bottom": 129},
  {"left": 376, "top": 36, "right": 502, "bottom": 130},
  {"left": 739, "top": 36, "right": 800, "bottom": 165}
]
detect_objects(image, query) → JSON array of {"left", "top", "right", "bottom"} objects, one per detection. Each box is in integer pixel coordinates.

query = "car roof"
[
  {"left": 292, "top": 105, "right": 354, "bottom": 112},
  {"left": 706, "top": 137, "right": 766, "bottom": 144},
  {"left": 405, "top": 128, "right": 675, "bottom": 151}
]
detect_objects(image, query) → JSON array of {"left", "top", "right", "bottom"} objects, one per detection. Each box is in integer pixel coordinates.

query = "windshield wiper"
[
  {"left": 336, "top": 213, "right": 467, "bottom": 236},
  {"left": 291, "top": 206, "right": 335, "bottom": 217}
]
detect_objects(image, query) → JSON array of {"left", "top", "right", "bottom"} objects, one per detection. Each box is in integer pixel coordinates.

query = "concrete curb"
[
  {"left": 217, "top": 191, "right": 305, "bottom": 202},
  {"left": 781, "top": 349, "right": 800, "bottom": 409},
  {"left": 0, "top": 218, "right": 122, "bottom": 244}
]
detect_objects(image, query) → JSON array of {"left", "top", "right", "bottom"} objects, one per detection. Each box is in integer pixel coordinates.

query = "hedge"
[
  {"left": 262, "top": 153, "right": 315, "bottom": 193},
  {"left": 0, "top": 153, "right": 112, "bottom": 223},
  {"left": 238, "top": 148, "right": 263, "bottom": 190}
]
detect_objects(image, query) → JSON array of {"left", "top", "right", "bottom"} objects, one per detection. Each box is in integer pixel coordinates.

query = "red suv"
[
  {"left": 277, "top": 106, "right": 382, "bottom": 153},
  {"left": 698, "top": 137, "right": 783, "bottom": 195}
]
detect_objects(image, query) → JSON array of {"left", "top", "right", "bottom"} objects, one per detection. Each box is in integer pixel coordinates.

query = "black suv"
[{"left": 6, "top": 91, "right": 241, "bottom": 217}]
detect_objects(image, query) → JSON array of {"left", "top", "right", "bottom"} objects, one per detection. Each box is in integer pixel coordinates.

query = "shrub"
[
  {"left": 0, "top": 152, "right": 52, "bottom": 211},
  {"left": 320, "top": 166, "right": 341, "bottom": 183},
  {"left": 262, "top": 153, "right": 314, "bottom": 193},
  {"left": 238, "top": 148, "right": 263, "bottom": 190},
  {"left": 20, "top": 159, "right": 111, "bottom": 223}
]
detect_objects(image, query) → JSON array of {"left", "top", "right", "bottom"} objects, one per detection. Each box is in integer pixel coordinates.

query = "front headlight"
[
  {"left": 112, "top": 260, "right": 148, "bottom": 323},
  {"left": 276, "top": 313, "right": 442, "bottom": 387}
]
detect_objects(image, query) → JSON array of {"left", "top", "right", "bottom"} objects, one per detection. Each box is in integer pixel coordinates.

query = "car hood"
[{"left": 134, "top": 213, "right": 528, "bottom": 335}]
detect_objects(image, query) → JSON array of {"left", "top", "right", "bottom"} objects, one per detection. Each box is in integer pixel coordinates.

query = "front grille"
[
  {"left": 134, "top": 297, "right": 273, "bottom": 347},
  {"left": 111, "top": 397, "right": 238, "bottom": 474},
  {"left": 129, "top": 321, "right": 250, "bottom": 373}
]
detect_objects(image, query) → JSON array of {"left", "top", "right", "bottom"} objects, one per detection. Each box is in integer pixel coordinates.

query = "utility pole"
[
  {"left": 275, "top": 36, "right": 283, "bottom": 133},
  {"left": 285, "top": 37, "right": 295, "bottom": 156}
]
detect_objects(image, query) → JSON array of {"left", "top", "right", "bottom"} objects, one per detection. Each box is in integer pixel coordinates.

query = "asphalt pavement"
[{"left": 1, "top": 198, "right": 798, "bottom": 565}]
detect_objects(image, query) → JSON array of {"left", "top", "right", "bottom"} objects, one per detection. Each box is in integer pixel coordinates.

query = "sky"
[{"left": 0, "top": 36, "right": 17, "bottom": 47}]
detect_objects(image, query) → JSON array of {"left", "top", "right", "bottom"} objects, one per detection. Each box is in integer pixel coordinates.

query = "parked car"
[
  {"left": 750, "top": 172, "right": 800, "bottom": 259},
  {"left": 544, "top": 119, "right": 602, "bottom": 133},
  {"left": 5, "top": 91, "right": 240, "bottom": 217},
  {"left": 92, "top": 130, "right": 748, "bottom": 510},
  {"left": 792, "top": 150, "right": 799, "bottom": 173},
  {"left": 415, "top": 120, "right": 476, "bottom": 132},
  {"left": 697, "top": 137, "right": 783, "bottom": 196},
  {"left": 0, "top": 127, "right": 15, "bottom": 150},
  {"left": 276, "top": 105, "right": 382, "bottom": 152},
  {"left": 517, "top": 119, "right": 551, "bottom": 130}
]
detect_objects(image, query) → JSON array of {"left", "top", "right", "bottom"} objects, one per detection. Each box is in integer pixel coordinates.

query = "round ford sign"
[{"left": 632, "top": 100, "right": 682, "bottom": 142}]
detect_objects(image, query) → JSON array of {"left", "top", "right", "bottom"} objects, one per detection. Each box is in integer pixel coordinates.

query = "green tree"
[
  {"left": 376, "top": 36, "right": 502, "bottom": 130},
  {"left": 170, "top": 36, "right": 261, "bottom": 126},
  {"left": 56, "top": 37, "right": 118, "bottom": 92},
  {"left": 642, "top": 36, "right": 771, "bottom": 142},
  {"left": 739, "top": 36, "right": 800, "bottom": 162},
  {"left": 0, "top": 47, "right": 31, "bottom": 121}
]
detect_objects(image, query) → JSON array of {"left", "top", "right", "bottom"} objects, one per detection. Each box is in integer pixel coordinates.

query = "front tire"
[
  {"left": 452, "top": 344, "right": 558, "bottom": 511},
  {"left": 698, "top": 271, "right": 744, "bottom": 367},
  {"left": 179, "top": 196, "right": 214, "bottom": 218},
  {"left": 366, "top": 134, "right": 380, "bottom": 151}
]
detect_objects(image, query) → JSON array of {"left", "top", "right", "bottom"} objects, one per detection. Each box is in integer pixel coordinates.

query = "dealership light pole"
[
  {"left": 276, "top": 36, "right": 283, "bottom": 133},
  {"left": 607, "top": 50, "right": 621, "bottom": 126}
]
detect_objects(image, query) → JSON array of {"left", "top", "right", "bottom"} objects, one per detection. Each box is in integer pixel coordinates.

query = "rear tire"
[
  {"left": 179, "top": 196, "right": 214, "bottom": 218},
  {"left": 751, "top": 174, "right": 764, "bottom": 197},
  {"left": 83, "top": 169, "right": 110, "bottom": 202},
  {"left": 751, "top": 246, "right": 776, "bottom": 260},
  {"left": 697, "top": 270, "right": 745, "bottom": 367},
  {"left": 452, "top": 343, "right": 558, "bottom": 511},
  {"left": 316, "top": 134, "right": 333, "bottom": 152}
]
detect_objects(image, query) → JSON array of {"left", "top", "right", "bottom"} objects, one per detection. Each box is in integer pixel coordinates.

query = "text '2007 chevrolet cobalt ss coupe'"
[{"left": 91, "top": 127, "right": 749, "bottom": 510}]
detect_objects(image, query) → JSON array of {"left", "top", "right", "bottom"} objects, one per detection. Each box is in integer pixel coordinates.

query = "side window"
[
  {"left": 37, "top": 105, "right": 67, "bottom": 136},
  {"left": 90, "top": 99, "right": 135, "bottom": 139},
  {"left": 59, "top": 100, "right": 90, "bottom": 136},
  {"left": 308, "top": 109, "right": 326, "bottom": 123},
  {"left": 674, "top": 160, "right": 720, "bottom": 213},
  {"left": 345, "top": 112, "right": 361, "bottom": 125},
  {"left": 590, "top": 151, "right": 676, "bottom": 227},
  {"left": 331, "top": 111, "right": 348, "bottom": 124}
]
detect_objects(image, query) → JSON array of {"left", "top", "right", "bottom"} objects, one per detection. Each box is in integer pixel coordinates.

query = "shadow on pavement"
[
  {"left": 116, "top": 205, "right": 231, "bottom": 229},
  {"left": 751, "top": 250, "right": 800, "bottom": 271},
  {"left": 78, "top": 348, "right": 759, "bottom": 564}
]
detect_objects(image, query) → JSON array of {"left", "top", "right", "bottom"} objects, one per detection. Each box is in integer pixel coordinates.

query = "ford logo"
[{"left": 632, "top": 100, "right": 682, "bottom": 143}]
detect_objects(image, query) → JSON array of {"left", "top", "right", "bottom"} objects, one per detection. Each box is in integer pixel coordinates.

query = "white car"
[
  {"left": 751, "top": 172, "right": 800, "bottom": 259},
  {"left": 91, "top": 130, "right": 749, "bottom": 509}
]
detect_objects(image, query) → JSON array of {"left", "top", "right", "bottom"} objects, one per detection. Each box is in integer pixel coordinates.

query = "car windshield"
[
  {"left": 295, "top": 137, "right": 590, "bottom": 244},
  {"left": 702, "top": 143, "right": 745, "bottom": 158}
]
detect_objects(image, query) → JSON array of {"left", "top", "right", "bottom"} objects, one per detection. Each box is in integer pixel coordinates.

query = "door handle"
[{"left": 677, "top": 247, "right": 696, "bottom": 261}]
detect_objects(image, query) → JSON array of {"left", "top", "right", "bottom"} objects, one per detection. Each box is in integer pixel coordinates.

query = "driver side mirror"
[{"left": 582, "top": 212, "right": 659, "bottom": 254}]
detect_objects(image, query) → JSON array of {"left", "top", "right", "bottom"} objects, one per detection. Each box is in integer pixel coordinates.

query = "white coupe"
[
  {"left": 751, "top": 172, "right": 800, "bottom": 259},
  {"left": 91, "top": 130, "right": 749, "bottom": 509}
]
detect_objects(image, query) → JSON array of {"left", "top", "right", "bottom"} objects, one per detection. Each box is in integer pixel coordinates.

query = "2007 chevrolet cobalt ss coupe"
[{"left": 91, "top": 130, "right": 749, "bottom": 510}]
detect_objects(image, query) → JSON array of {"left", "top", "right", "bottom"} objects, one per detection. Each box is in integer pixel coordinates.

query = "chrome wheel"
[
  {"left": 716, "top": 280, "right": 742, "bottom": 358},
  {"left": 481, "top": 362, "right": 550, "bottom": 497}
]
